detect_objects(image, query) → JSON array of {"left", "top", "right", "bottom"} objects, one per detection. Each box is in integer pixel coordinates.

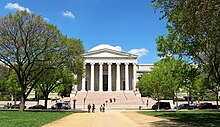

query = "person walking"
[
  {"left": 102, "top": 104, "right": 105, "bottom": 112},
  {"left": 87, "top": 103, "right": 91, "bottom": 113},
  {"left": 92, "top": 103, "right": 95, "bottom": 113},
  {"left": 100, "top": 105, "right": 103, "bottom": 112}
]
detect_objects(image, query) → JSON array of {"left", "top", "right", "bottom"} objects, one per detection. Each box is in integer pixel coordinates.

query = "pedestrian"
[
  {"left": 92, "top": 103, "right": 95, "bottom": 113},
  {"left": 9, "top": 103, "right": 12, "bottom": 109},
  {"left": 110, "top": 98, "right": 112, "bottom": 103},
  {"left": 113, "top": 98, "right": 116, "bottom": 102},
  {"left": 87, "top": 103, "right": 91, "bottom": 113},
  {"left": 100, "top": 105, "right": 103, "bottom": 112},
  {"left": 102, "top": 104, "right": 105, "bottom": 112},
  {"left": 7, "top": 103, "right": 9, "bottom": 109}
]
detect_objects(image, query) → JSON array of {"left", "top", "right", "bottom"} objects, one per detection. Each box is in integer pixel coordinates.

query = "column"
[
  {"left": 116, "top": 63, "right": 121, "bottom": 91},
  {"left": 90, "top": 62, "right": 95, "bottom": 91},
  {"left": 81, "top": 63, "right": 86, "bottom": 91},
  {"left": 133, "top": 63, "right": 137, "bottom": 90},
  {"left": 99, "top": 63, "right": 103, "bottom": 91},
  {"left": 108, "top": 63, "right": 112, "bottom": 91},
  {"left": 125, "top": 63, "right": 129, "bottom": 91}
]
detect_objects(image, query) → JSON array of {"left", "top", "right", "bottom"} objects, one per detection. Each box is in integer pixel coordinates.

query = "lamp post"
[{"left": 73, "top": 99, "right": 76, "bottom": 110}]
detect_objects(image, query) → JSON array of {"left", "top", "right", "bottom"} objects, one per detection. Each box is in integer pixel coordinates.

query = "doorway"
[
  {"left": 85, "top": 81, "right": 88, "bottom": 91},
  {"left": 103, "top": 75, "right": 108, "bottom": 91},
  {"left": 122, "top": 81, "right": 125, "bottom": 90}
]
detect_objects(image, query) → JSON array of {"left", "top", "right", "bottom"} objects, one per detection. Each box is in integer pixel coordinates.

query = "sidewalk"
[
  {"left": 41, "top": 110, "right": 140, "bottom": 127},
  {"left": 41, "top": 110, "right": 189, "bottom": 127}
]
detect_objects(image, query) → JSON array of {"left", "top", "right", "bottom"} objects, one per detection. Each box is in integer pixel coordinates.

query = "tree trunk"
[
  {"left": 44, "top": 93, "right": 49, "bottom": 109},
  {"left": 35, "top": 91, "right": 39, "bottom": 105},
  {"left": 13, "top": 94, "right": 16, "bottom": 106},
  {"left": 175, "top": 91, "right": 178, "bottom": 110},
  {"left": 19, "top": 93, "right": 26, "bottom": 112},
  {"left": 157, "top": 97, "right": 160, "bottom": 110},
  {"left": 187, "top": 91, "right": 190, "bottom": 105},
  {"left": 216, "top": 92, "right": 219, "bottom": 107}
]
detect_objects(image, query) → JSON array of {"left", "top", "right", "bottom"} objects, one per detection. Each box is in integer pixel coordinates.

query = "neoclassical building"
[
  {"left": 28, "top": 44, "right": 153, "bottom": 99},
  {"left": 76, "top": 44, "right": 153, "bottom": 92}
]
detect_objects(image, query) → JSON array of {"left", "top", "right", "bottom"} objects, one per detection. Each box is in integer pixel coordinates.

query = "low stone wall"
[{"left": 0, "top": 100, "right": 61, "bottom": 109}]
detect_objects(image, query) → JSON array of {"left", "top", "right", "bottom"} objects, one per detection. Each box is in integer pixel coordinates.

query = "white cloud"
[
  {"left": 5, "top": 3, "right": 31, "bottom": 13},
  {"left": 128, "top": 48, "right": 149, "bottom": 58},
  {"left": 44, "top": 17, "right": 49, "bottom": 22},
  {"left": 115, "top": 46, "right": 122, "bottom": 51},
  {"left": 63, "top": 11, "right": 75, "bottom": 19}
]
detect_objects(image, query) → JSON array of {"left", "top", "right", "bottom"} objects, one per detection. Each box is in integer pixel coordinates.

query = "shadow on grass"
[
  {"left": 139, "top": 110, "right": 220, "bottom": 127},
  {"left": 149, "top": 120, "right": 189, "bottom": 127}
]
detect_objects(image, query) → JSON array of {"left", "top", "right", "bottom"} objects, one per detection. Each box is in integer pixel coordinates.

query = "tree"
[
  {"left": 0, "top": 64, "right": 9, "bottom": 100},
  {"left": 0, "top": 11, "right": 66, "bottom": 111},
  {"left": 181, "top": 64, "right": 200, "bottom": 104},
  {"left": 137, "top": 58, "right": 182, "bottom": 109},
  {"left": 35, "top": 38, "right": 84, "bottom": 109},
  {"left": 152, "top": 0, "right": 220, "bottom": 106},
  {"left": 193, "top": 75, "right": 208, "bottom": 102},
  {"left": 137, "top": 58, "right": 194, "bottom": 109},
  {"left": 7, "top": 68, "right": 21, "bottom": 105},
  {"left": 0, "top": 64, "right": 7, "bottom": 90},
  {"left": 137, "top": 64, "right": 168, "bottom": 110},
  {"left": 36, "top": 68, "right": 73, "bottom": 108}
]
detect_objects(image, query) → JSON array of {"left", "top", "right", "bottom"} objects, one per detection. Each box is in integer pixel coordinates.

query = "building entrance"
[
  {"left": 122, "top": 81, "right": 125, "bottom": 90},
  {"left": 103, "top": 75, "right": 108, "bottom": 91}
]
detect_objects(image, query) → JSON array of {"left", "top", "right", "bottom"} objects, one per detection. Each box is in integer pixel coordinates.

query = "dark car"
[
  {"left": 152, "top": 102, "right": 171, "bottom": 110},
  {"left": 11, "top": 104, "right": 26, "bottom": 109},
  {"left": 175, "top": 104, "right": 196, "bottom": 110},
  {"left": 51, "top": 102, "right": 71, "bottom": 110},
  {"left": 28, "top": 105, "right": 45, "bottom": 109},
  {"left": 198, "top": 103, "right": 219, "bottom": 109}
]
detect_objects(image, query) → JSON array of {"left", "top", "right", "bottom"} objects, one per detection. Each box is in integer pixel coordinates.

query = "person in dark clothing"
[
  {"left": 92, "top": 103, "right": 95, "bottom": 112},
  {"left": 100, "top": 105, "right": 103, "bottom": 112},
  {"left": 87, "top": 103, "right": 91, "bottom": 113},
  {"left": 102, "top": 104, "right": 105, "bottom": 112}
]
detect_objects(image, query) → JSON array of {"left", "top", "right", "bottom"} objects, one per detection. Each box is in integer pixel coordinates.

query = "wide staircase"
[{"left": 72, "top": 91, "right": 146, "bottom": 109}]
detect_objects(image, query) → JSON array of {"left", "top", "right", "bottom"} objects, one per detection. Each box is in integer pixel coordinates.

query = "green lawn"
[
  {"left": 139, "top": 110, "right": 220, "bottom": 127},
  {"left": 0, "top": 110, "right": 72, "bottom": 127}
]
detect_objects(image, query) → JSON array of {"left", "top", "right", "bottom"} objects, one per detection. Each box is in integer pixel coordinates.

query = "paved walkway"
[{"left": 42, "top": 110, "right": 189, "bottom": 127}]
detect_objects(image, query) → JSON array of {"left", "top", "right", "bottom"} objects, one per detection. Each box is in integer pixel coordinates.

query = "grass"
[
  {"left": 138, "top": 110, "right": 220, "bottom": 127},
  {"left": 0, "top": 110, "right": 72, "bottom": 127}
]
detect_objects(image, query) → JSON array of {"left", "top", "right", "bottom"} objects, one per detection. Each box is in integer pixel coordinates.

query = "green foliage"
[
  {"left": 7, "top": 69, "right": 21, "bottom": 98},
  {"left": 34, "top": 37, "right": 84, "bottom": 108},
  {"left": 0, "top": 11, "right": 84, "bottom": 111},
  {"left": 35, "top": 67, "right": 74, "bottom": 108},
  {"left": 0, "top": 111, "right": 72, "bottom": 127},
  {"left": 152, "top": 0, "right": 220, "bottom": 105},
  {"left": 0, "top": 11, "right": 64, "bottom": 111},
  {"left": 137, "top": 57, "right": 203, "bottom": 106},
  {"left": 0, "top": 64, "right": 8, "bottom": 92},
  {"left": 137, "top": 58, "right": 185, "bottom": 101}
]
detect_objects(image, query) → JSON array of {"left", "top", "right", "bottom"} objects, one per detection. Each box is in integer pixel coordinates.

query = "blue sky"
[{"left": 0, "top": 0, "right": 168, "bottom": 64}]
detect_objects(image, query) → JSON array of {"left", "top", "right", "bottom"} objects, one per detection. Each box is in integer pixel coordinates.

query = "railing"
[
  {"left": 83, "top": 91, "right": 88, "bottom": 109},
  {"left": 123, "top": 91, "right": 128, "bottom": 100}
]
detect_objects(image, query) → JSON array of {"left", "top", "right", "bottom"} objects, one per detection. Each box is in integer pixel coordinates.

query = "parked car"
[
  {"left": 152, "top": 102, "right": 171, "bottom": 110},
  {"left": 198, "top": 103, "right": 219, "bottom": 109},
  {"left": 28, "top": 104, "right": 45, "bottom": 109},
  {"left": 174, "top": 104, "right": 196, "bottom": 110},
  {"left": 51, "top": 102, "right": 71, "bottom": 110},
  {"left": 11, "top": 104, "right": 26, "bottom": 109}
]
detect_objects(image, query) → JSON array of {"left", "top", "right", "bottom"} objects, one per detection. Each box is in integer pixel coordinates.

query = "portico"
[{"left": 78, "top": 44, "right": 138, "bottom": 92}]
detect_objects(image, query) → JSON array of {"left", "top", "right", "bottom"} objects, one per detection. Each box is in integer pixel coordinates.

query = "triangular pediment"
[{"left": 83, "top": 48, "right": 138, "bottom": 58}]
